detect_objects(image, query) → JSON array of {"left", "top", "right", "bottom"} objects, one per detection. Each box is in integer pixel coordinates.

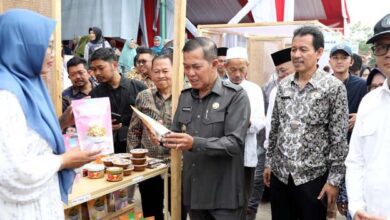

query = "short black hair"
[
  {"left": 152, "top": 54, "right": 173, "bottom": 66},
  {"left": 67, "top": 56, "right": 87, "bottom": 71},
  {"left": 90, "top": 48, "right": 117, "bottom": 63},
  {"left": 182, "top": 37, "right": 217, "bottom": 62},
  {"left": 133, "top": 54, "right": 139, "bottom": 67},
  {"left": 350, "top": 53, "right": 362, "bottom": 73},
  {"left": 136, "top": 46, "right": 155, "bottom": 56},
  {"left": 366, "top": 68, "right": 386, "bottom": 86},
  {"left": 293, "top": 26, "right": 324, "bottom": 51}
]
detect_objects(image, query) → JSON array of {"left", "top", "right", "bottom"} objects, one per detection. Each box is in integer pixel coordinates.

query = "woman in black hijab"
[{"left": 84, "top": 27, "right": 111, "bottom": 62}]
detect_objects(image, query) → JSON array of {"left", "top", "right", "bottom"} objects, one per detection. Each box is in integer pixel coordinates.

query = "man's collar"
[
  {"left": 191, "top": 76, "right": 222, "bottom": 98},
  {"left": 292, "top": 69, "right": 323, "bottom": 89},
  {"left": 71, "top": 77, "right": 95, "bottom": 96},
  {"left": 152, "top": 88, "right": 172, "bottom": 100}
]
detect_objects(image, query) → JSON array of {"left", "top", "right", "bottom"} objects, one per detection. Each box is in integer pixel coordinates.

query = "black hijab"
[{"left": 89, "top": 27, "right": 103, "bottom": 44}]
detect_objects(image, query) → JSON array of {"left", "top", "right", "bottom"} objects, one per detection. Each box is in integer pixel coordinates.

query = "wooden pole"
[
  {"left": 52, "top": 0, "right": 62, "bottom": 115},
  {"left": 170, "top": 0, "right": 186, "bottom": 219}
]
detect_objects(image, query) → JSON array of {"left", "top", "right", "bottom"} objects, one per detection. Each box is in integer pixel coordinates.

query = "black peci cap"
[
  {"left": 217, "top": 47, "right": 228, "bottom": 56},
  {"left": 271, "top": 47, "right": 291, "bottom": 66}
]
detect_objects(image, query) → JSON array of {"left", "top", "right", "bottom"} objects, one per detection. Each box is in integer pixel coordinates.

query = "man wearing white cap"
[{"left": 225, "top": 47, "right": 266, "bottom": 219}]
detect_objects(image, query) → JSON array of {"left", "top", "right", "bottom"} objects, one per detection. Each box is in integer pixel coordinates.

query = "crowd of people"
[{"left": 1, "top": 8, "right": 390, "bottom": 220}]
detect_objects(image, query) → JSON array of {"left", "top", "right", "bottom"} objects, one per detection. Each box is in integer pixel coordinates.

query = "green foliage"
[{"left": 348, "top": 21, "right": 373, "bottom": 55}]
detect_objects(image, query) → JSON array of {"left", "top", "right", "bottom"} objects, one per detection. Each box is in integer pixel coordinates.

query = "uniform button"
[
  {"left": 197, "top": 115, "right": 201, "bottom": 118},
  {"left": 192, "top": 178, "right": 196, "bottom": 182},
  {"left": 194, "top": 131, "right": 199, "bottom": 134},
  {"left": 192, "top": 163, "right": 196, "bottom": 167}
]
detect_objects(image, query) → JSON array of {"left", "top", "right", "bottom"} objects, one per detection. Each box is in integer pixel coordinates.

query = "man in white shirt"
[
  {"left": 225, "top": 47, "right": 265, "bottom": 219},
  {"left": 346, "top": 13, "right": 390, "bottom": 220}
]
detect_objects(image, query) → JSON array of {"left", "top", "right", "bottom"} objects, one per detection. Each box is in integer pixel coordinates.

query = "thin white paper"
[{"left": 131, "top": 106, "right": 171, "bottom": 140}]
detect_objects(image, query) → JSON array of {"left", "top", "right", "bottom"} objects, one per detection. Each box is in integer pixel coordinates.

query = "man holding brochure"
[{"left": 162, "top": 37, "right": 251, "bottom": 220}]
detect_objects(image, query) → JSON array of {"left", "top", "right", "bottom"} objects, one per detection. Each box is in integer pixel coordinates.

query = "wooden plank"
[
  {"left": 197, "top": 20, "right": 322, "bottom": 30},
  {"left": 171, "top": 0, "right": 187, "bottom": 219},
  {"left": 102, "top": 203, "right": 135, "bottom": 220},
  {"left": 64, "top": 166, "right": 168, "bottom": 209},
  {"left": 247, "top": 37, "right": 284, "bottom": 86},
  {"left": 52, "top": 0, "right": 62, "bottom": 115}
]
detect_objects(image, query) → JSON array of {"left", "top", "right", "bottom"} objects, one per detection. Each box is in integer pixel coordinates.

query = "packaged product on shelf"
[
  {"left": 87, "top": 196, "right": 108, "bottom": 220},
  {"left": 107, "top": 188, "right": 128, "bottom": 212},
  {"left": 72, "top": 97, "right": 114, "bottom": 155},
  {"left": 64, "top": 205, "right": 82, "bottom": 220}
]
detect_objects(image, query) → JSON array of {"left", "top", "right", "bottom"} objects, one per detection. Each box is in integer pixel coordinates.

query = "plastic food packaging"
[{"left": 72, "top": 98, "right": 114, "bottom": 155}]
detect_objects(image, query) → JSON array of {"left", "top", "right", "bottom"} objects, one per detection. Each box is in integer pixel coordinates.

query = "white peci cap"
[{"left": 226, "top": 47, "right": 248, "bottom": 60}]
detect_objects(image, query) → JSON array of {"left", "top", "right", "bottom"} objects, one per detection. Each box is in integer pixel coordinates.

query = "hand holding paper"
[{"left": 131, "top": 106, "right": 171, "bottom": 141}]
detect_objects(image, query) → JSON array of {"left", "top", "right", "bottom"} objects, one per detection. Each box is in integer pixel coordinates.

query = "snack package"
[
  {"left": 108, "top": 188, "right": 128, "bottom": 212},
  {"left": 64, "top": 205, "right": 82, "bottom": 220},
  {"left": 72, "top": 98, "right": 114, "bottom": 155},
  {"left": 87, "top": 196, "right": 108, "bottom": 220},
  {"left": 114, "top": 188, "right": 128, "bottom": 210}
]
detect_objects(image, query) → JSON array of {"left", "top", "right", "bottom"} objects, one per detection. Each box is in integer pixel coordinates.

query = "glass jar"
[
  {"left": 106, "top": 167, "right": 123, "bottom": 182},
  {"left": 87, "top": 164, "right": 105, "bottom": 179}
]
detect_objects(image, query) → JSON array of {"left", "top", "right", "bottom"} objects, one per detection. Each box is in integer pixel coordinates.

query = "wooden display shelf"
[
  {"left": 102, "top": 203, "right": 135, "bottom": 220},
  {"left": 64, "top": 165, "right": 168, "bottom": 209}
]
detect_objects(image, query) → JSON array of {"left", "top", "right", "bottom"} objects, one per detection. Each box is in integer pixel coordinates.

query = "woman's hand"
[{"left": 60, "top": 147, "right": 101, "bottom": 170}]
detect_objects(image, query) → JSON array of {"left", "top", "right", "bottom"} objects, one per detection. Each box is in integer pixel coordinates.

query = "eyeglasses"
[{"left": 371, "top": 44, "right": 390, "bottom": 56}]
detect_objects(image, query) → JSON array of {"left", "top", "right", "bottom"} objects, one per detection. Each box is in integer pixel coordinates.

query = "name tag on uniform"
[{"left": 182, "top": 107, "right": 191, "bottom": 112}]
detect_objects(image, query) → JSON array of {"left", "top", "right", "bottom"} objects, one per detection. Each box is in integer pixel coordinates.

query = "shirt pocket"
[
  {"left": 357, "top": 117, "right": 378, "bottom": 162},
  {"left": 177, "top": 111, "right": 192, "bottom": 132},
  {"left": 202, "top": 110, "right": 225, "bottom": 137}
]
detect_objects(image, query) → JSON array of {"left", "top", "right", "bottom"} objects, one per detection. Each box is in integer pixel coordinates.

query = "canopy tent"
[
  {"left": 61, "top": 0, "right": 350, "bottom": 45},
  {"left": 197, "top": 20, "right": 343, "bottom": 86}
]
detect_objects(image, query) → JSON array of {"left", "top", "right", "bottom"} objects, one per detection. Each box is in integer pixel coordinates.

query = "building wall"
[
  {"left": 1, "top": 0, "right": 62, "bottom": 115},
  {"left": 2, "top": 0, "right": 52, "bottom": 16}
]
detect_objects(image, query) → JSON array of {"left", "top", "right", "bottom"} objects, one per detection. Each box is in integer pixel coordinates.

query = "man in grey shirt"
[{"left": 162, "top": 37, "right": 251, "bottom": 220}]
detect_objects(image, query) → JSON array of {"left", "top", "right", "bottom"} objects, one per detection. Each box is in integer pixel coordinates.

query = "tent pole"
[
  {"left": 52, "top": 0, "right": 62, "bottom": 115},
  {"left": 160, "top": 0, "right": 167, "bottom": 41},
  {"left": 171, "top": 0, "right": 186, "bottom": 219}
]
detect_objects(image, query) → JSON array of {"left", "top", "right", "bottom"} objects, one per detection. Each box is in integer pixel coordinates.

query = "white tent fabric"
[
  {"left": 61, "top": 0, "right": 142, "bottom": 40},
  {"left": 251, "top": 0, "right": 277, "bottom": 22},
  {"left": 165, "top": 0, "right": 198, "bottom": 40},
  {"left": 139, "top": 0, "right": 149, "bottom": 47}
]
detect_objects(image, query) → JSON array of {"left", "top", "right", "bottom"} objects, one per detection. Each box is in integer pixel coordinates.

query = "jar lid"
[
  {"left": 87, "top": 164, "right": 105, "bottom": 172},
  {"left": 106, "top": 167, "right": 123, "bottom": 174}
]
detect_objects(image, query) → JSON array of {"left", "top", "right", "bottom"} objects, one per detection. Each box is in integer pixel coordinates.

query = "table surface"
[{"left": 64, "top": 164, "right": 168, "bottom": 209}]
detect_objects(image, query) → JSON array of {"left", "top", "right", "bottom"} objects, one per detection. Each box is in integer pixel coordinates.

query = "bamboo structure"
[
  {"left": 198, "top": 20, "right": 334, "bottom": 86},
  {"left": 0, "top": 0, "right": 62, "bottom": 115},
  {"left": 170, "top": 0, "right": 187, "bottom": 219}
]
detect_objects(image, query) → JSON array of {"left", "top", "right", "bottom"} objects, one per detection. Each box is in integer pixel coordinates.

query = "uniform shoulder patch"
[{"left": 222, "top": 80, "right": 243, "bottom": 91}]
